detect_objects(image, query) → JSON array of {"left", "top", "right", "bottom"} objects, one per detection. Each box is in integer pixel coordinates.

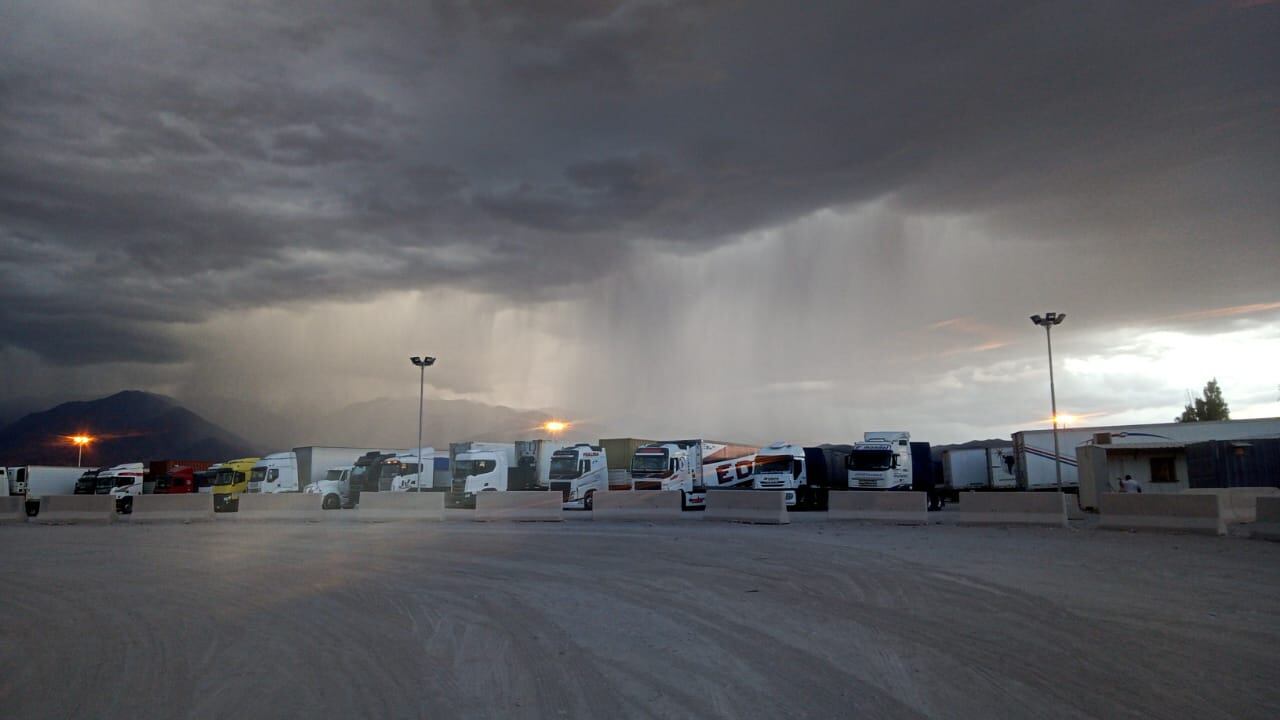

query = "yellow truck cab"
[{"left": 212, "top": 457, "right": 261, "bottom": 512}]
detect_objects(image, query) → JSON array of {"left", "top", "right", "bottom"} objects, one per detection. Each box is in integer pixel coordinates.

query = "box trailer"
[
  {"left": 942, "top": 448, "right": 989, "bottom": 491},
  {"left": 8, "top": 465, "right": 84, "bottom": 516},
  {"left": 630, "top": 439, "right": 758, "bottom": 510},
  {"left": 288, "top": 447, "right": 395, "bottom": 493}
]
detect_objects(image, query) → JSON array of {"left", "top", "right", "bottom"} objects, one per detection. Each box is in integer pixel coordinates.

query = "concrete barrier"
[
  {"left": 1182, "top": 487, "right": 1280, "bottom": 524},
  {"left": 1099, "top": 493, "right": 1225, "bottom": 536},
  {"left": 704, "top": 490, "right": 789, "bottom": 525},
  {"left": 474, "top": 491, "right": 563, "bottom": 522},
  {"left": 232, "top": 493, "right": 326, "bottom": 522},
  {"left": 129, "top": 494, "right": 215, "bottom": 523},
  {"left": 34, "top": 495, "right": 115, "bottom": 524},
  {"left": 827, "top": 491, "right": 927, "bottom": 524},
  {"left": 1251, "top": 497, "right": 1280, "bottom": 541},
  {"left": 946, "top": 492, "right": 1068, "bottom": 528},
  {"left": 592, "top": 491, "right": 685, "bottom": 521},
  {"left": 356, "top": 492, "right": 446, "bottom": 522},
  {"left": 1, "top": 496, "right": 26, "bottom": 524}
]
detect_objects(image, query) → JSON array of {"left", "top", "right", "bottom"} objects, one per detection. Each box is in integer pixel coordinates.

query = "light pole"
[
  {"left": 71, "top": 435, "right": 92, "bottom": 467},
  {"left": 410, "top": 356, "right": 437, "bottom": 490},
  {"left": 1030, "top": 312, "right": 1066, "bottom": 491}
]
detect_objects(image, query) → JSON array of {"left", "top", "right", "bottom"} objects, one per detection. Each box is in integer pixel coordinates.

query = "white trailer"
[
  {"left": 448, "top": 440, "right": 570, "bottom": 506},
  {"left": 7, "top": 465, "right": 84, "bottom": 498},
  {"left": 545, "top": 443, "right": 609, "bottom": 510},
  {"left": 988, "top": 447, "right": 1017, "bottom": 489},
  {"left": 385, "top": 448, "right": 451, "bottom": 492},
  {"left": 1013, "top": 417, "right": 1280, "bottom": 491},
  {"left": 941, "top": 448, "right": 989, "bottom": 491},
  {"left": 847, "top": 432, "right": 914, "bottom": 490}
]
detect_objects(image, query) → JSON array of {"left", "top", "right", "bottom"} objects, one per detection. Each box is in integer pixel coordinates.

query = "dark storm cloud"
[{"left": 1, "top": 0, "right": 1277, "bottom": 362}]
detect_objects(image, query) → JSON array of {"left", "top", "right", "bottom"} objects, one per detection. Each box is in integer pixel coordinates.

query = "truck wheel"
[
  {"left": 119, "top": 497, "right": 133, "bottom": 515},
  {"left": 584, "top": 490, "right": 595, "bottom": 511},
  {"left": 322, "top": 494, "right": 341, "bottom": 510}
]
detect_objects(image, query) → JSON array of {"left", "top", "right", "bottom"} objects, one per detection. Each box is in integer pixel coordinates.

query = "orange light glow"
[
  {"left": 543, "top": 420, "right": 569, "bottom": 434},
  {"left": 70, "top": 435, "right": 93, "bottom": 446}
]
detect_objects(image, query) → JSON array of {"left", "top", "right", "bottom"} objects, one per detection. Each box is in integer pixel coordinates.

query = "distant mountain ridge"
[{"left": 0, "top": 391, "right": 256, "bottom": 466}]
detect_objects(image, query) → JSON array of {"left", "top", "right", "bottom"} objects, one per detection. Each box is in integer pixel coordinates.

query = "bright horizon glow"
[{"left": 543, "top": 420, "right": 569, "bottom": 434}]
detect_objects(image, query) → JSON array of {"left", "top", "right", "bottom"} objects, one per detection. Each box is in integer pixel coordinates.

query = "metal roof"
[{"left": 1090, "top": 441, "right": 1186, "bottom": 451}]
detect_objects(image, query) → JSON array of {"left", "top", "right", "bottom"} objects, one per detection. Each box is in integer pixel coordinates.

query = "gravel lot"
[{"left": 2, "top": 519, "right": 1277, "bottom": 719}]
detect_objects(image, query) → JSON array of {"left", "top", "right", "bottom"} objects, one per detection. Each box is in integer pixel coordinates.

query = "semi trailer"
[
  {"left": 6, "top": 465, "right": 84, "bottom": 516},
  {"left": 385, "top": 449, "right": 452, "bottom": 492}
]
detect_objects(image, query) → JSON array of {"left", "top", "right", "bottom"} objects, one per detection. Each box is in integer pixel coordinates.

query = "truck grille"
[
  {"left": 756, "top": 479, "right": 784, "bottom": 488},
  {"left": 634, "top": 481, "right": 662, "bottom": 490},
  {"left": 857, "top": 478, "right": 880, "bottom": 488},
  {"left": 450, "top": 478, "right": 466, "bottom": 494}
]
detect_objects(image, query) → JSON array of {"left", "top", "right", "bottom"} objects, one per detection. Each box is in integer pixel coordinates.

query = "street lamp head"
[
  {"left": 410, "top": 356, "right": 421, "bottom": 365},
  {"left": 1052, "top": 313, "right": 1065, "bottom": 325},
  {"left": 1030, "top": 314, "right": 1043, "bottom": 326},
  {"left": 422, "top": 356, "right": 436, "bottom": 366},
  {"left": 410, "top": 356, "right": 437, "bottom": 367}
]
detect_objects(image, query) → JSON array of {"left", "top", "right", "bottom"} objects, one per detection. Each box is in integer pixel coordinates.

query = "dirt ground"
[{"left": 2, "top": 519, "right": 1277, "bottom": 719}]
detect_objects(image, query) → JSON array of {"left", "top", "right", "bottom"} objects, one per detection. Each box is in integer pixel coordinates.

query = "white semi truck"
[
  {"left": 752, "top": 442, "right": 808, "bottom": 507},
  {"left": 5, "top": 465, "right": 84, "bottom": 516},
  {"left": 630, "top": 440, "right": 758, "bottom": 510},
  {"left": 98, "top": 462, "right": 148, "bottom": 513},
  {"left": 386, "top": 448, "right": 452, "bottom": 492},
  {"left": 447, "top": 440, "right": 569, "bottom": 507},
  {"left": 256, "top": 447, "right": 392, "bottom": 493},
  {"left": 847, "top": 432, "right": 915, "bottom": 490},
  {"left": 248, "top": 452, "right": 296, "bottom": 493},
  {"left": 545, "top": 443, "right": 609, "bottom": 510},
  {"left": 304, "top": 465, "right": 354, "bottom": 510}
]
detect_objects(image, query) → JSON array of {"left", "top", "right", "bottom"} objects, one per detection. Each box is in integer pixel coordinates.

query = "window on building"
[{"left": 1150, "top": 457, "right": 1177, "bottom": 484}]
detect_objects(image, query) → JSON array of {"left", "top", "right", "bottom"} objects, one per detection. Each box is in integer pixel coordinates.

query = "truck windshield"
[
  {"left": 453, "top": 460, "right": 496, "bottom": 479},
  {"left": 250, "top": 468, "right": 267, "bottom": 484},
  {"left": 214, "top": 469, "right": 239, "bottom": 486},
  {"left": 195, "top": 471, "right": 214, "bottom": 489},
  {"left": 348, "top": 465, "right": 368, "bottom": 488},
  {"left": 96, "top": 476, "right": 114, "bottom": 491},
  {"left": 630, "top": 452, "right": 669, "bottom": 475},
  {"left": 324, "top": 469, "right": 345, "bottom": 483},
  {"left": 549, "top": 455, "right": 580, "bottom": 479},
  {"left": 753, "top": 455, "right": 792, "bottom": 474},
  {"left": 849, "top": 451, "right": 894, "bottom": 471}
]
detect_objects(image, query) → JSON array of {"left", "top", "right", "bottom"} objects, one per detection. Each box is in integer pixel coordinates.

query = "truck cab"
[
  {"left": 74, "top": 468, "right": 102, "bottom": 495},
  {"left": 101, "top": 463, "right": 148, "bottom": 513},
  {"left": 212, "top": 457, "right": 261, "bottom": 512},
  {"left": 386, "top": 449, "right": 450, "bottom": 492},
  {"left": 154, "top": 466, "right": 199, "bottom": 494},
  {"left": 304, "top": 466, "right": 352, "bottom": 510},
  {"left": 752, "top": 442, "right": 807, "bottom": 507},
  {"left": 847, "top": 432, "right": 913, "bottom": 490},
  {"left": 546, "top": 444, "right": 608, "bottom": 510},
  {"left": 630, "top": 441, "right": 704, "bottom": 509},
  {"left": 449, "top": 443, "right": 516, "bottom": 506},
  {"left": 195, "top": 466, "right": 218, "bottom": 494},
  {"left": 251, "top": 452, "right": 298, "bottom": 494}
]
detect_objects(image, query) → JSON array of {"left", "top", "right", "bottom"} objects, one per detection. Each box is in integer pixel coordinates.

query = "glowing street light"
[
  {"left": 410, "top": 356, "right": 437, "bottom": 491},
  {"left": 70, "top": 434, "right": 93, "bottom": 467},
  {"left": 1030, "top": 312, "right": 1066, "bottom": 492}
]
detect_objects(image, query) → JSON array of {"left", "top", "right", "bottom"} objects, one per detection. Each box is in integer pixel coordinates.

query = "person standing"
[{"left": 1121, "top": 474, "right": 1142, "bottom": 493}]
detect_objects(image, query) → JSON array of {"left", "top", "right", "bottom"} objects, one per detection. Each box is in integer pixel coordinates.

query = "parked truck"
[
  {"left": 386, "top": 449, "right": 452, "bottom": 493},
  {"left": 752, "top": 442, "right": 809, "bottom": 508},
  {"left": 285, "top": 447, "right": 393, "bottom": 494},
  {"left": 73, "top": 467, "right": 104, "bottom": 495},
  {"left": 545, "top": 443, "right": 609, "bottom": 510},
  {"left": 447, "top": 440, "right": 568, "bottom": 507},
  {"left": 211, "top": 457, "right": 261, "bottom": 512},
  {"left": 304, "top": 465, "right": 355, "bottom": 510},
  {"left": 6, "top": 465, "right": 85, "bottom": 516},
  {"left": 154, "top": 463, "right": 214, "bottom": 494},
  {"left": 99, "top": 462, "right": 149, "bottom": 513},
  {"left": 630, "top": 440, "right": 758, "bottom": 510},
  {"left": 847, "top": 432, "right": 915, "bottom": 490}
]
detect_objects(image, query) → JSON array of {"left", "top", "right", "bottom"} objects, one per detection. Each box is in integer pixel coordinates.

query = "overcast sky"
[{"left": 2, "top": 0, "right": 1278, "bottom": 445}]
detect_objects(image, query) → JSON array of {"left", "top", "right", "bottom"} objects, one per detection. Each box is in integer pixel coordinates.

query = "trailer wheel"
[
  {"left": 584, "top": 490, "right": 594, "bottom": 511},
  {"left": 322, "top": 494, "right": 341, "bottom": 510}
]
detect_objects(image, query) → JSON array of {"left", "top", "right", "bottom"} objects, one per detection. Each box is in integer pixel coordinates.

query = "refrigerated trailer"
[
  {"left": 6, "top": 465, "right": 84, "bottom": 515},
  {"left": 1013, "top": 417, "right": 1280, "bottom": 491},
  {"left": 942, "top": 448, "right": 990, "bottom": 491}
]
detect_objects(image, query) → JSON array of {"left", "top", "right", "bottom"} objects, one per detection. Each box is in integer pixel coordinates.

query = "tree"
[{"left": 1177, "top": 378, "right": 1231, "bottom": 422}]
